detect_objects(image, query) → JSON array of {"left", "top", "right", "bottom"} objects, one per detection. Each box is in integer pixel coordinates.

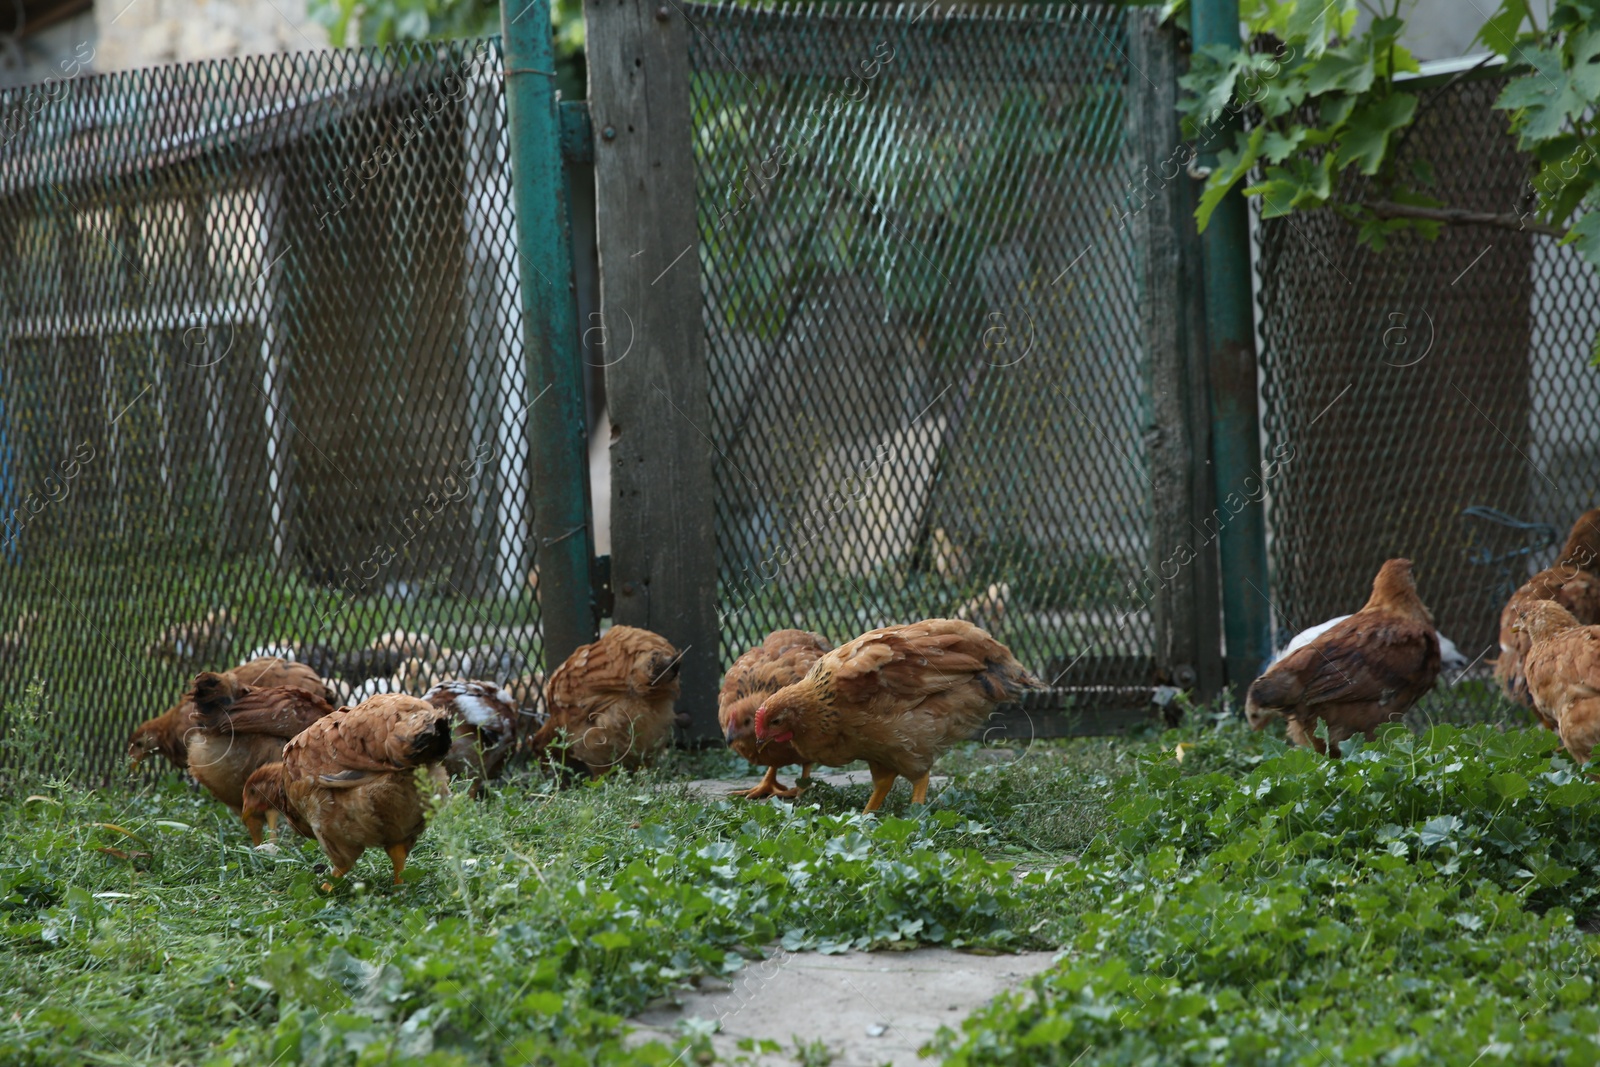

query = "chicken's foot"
[
  {"left": 863, "top": 766, "right": 898, "bottom": 813},
  {"left": 730, "top": 765, "right": 804, "bottom": 800}
]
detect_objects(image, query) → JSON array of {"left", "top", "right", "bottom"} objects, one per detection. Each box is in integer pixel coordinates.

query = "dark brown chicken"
[
  {"left": 1516, "top": 600, "right": 1600, "bottom": 771},
  {"left": 242, "top": 694, "right": 453, "bottom": 888},
  {"left": 422, "top": 679, "right": 519, "bottom": 792},
  {"left": 720, "top": 629, "right": 832, "bottom": 800},
  {"left": 128, "top": 657, "right": 332, "bottom": 770},
  {"left": 752, "top": 619, "right": 1042, "bottom": 812},
  {"left": 531, "top": 625, "right": 682, "bottom": 774},
  {"left": 186, "top": 671, "right": 335, "bottom": 842},
  {"left": 1246, "top": 558, "right": 1441, "bottom": 757},
  {"left": 1495, "top": 508, "right": 1600, "bottom": 719}
]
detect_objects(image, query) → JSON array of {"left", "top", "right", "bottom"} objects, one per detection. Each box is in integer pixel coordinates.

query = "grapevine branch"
[{"left": 1362, "top": 199, "right": 1568, "bottom": 239}]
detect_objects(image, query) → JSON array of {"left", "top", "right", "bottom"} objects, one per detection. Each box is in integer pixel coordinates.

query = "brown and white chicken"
[
  {"left": 0, "top": 610, "right": 37, "bottom": 662},
  {"left": 1516, "top": 600, "right": 1600, "bottom": 771},
  {"left": 1246, "top": 558, "right": 1441, "bottom": 757},
  {"left": 186, "top": 671, "right": 336, "bottom": 841},
  {"left": 1495, "top": 508, "right": 1600, "bottom": 719},
  {"left": 720, "top": 629, "right": 833, "bottom": 800},
  {"left": 129, "top": 656, "right": 332, "bottom": 770},
  {"left": 241, "top": 694, "right": 454, "bottom": 888},
  {"left": 145, "top": 608, "right": 234, "bottom": 668},
  {"left": 954, "top": 582, "right": 1010, "bottom": 636},
  {"left": 753, "top": 619, "right": 1042, "bottom": 812},
  {"left": 531, "top": 625, "right": 682, "bottom": 774},
  {"left": 422, "top": 679, "right": 520, "bottom": 791}
]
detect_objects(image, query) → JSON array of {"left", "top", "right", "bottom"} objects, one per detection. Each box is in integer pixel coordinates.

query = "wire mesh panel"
[
  {"left": 686, "top": 3, "right": 1155, "bottom": 714},
  {"left": 1254, "top": 71, "right": 1600, "bottom": 724},
  {"left": 0, "top": 39, "right": 546, "bottom": 780}
]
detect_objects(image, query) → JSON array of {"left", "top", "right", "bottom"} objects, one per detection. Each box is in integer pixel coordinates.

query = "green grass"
[
  {"left": 934, "top": 716, "right": 1600, "bottom": 1065},
  {"left": 4, "top": 697, "right": 1598, "bottom": 1065},
  {"left": 0, "top": 728, "right": 1119, "bottom": 1066}
]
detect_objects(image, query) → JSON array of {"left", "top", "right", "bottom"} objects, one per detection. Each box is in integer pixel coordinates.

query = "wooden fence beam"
[
  {"left": 585, "top": 0, "right": 721, "bottom": 739},
  {"left": 1128, "top": 9, "right": 1222, "bottom": 703}
]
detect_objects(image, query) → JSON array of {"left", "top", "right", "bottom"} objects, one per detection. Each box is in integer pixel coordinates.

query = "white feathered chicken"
[{"left": 1273, "top": 615, "right": 1470, "bottom": 679}]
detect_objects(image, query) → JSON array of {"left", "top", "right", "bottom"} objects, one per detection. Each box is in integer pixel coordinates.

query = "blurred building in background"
[{"left": 2, "top": 0, "right": 327, "bottom": 89}]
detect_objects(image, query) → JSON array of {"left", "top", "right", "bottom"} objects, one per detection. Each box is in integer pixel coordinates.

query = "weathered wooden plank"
[
  {"left": 586, "top": 0, "right": 721, "bottom": 739},
  {"left": 1127, "top": 9, "right": 1220, "bottom": 704},
  {"left": 1180, "top": 119, "right": 1226, "bottom": 702}
]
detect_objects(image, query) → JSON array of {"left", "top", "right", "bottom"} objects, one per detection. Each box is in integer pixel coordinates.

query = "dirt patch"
[
  {"left": 679, "top": 771, "right": 950, "bottom": 804},
  {"left": 629, "top": 947, "right": 1058, "bottom": 1065}
]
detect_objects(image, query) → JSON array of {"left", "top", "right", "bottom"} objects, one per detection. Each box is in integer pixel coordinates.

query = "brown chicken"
[
  {"left": 1245, "top": 558, "right": 1441, "bottom": 756},
  {"left": 752, "top": 619, "right": 1043, "bottom": 812},
  {"left": 186, "top": 671, "right": 335, "bottom": 841},
  {"left": 1495, "top": 508, "right": 1600, "bottom": 718},
  {"left": 422, "top": 679, "right": 520, "bottom": 791},
  {"left": 720, "top": 630, "right": 833, "bottom": 800},
  {"left": 128, "top": 657, "right": 332, "bottom": 770},
  {"left": 531, "top": 625, "right": 682, "bottom": 774},
  {"left": 241, "top": 694, "right": 454, "bottom": 888},
  {"left": 1515, "top": 600, "right": 1600, "bottom": 771}
]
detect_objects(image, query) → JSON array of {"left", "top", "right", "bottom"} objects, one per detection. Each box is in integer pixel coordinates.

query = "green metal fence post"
[
  {"left": 1190, "top": 0, "right": 1271, "bottom": 697},
  {"left": 501, "top": 0, "right": 600, "bottom": 670}
]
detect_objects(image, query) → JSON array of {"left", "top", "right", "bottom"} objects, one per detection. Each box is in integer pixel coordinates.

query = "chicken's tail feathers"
[
  {"left": 979, "top": 657, "right": 1046, "bottom": 702},
  {"left": 402, "top": 710, "right": 455, "bottom": 766},
  {"left": 191, "top": 671, "right": 240, "bottom": 722}
]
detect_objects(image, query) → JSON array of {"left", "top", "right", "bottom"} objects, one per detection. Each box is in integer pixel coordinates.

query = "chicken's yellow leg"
[
  {"left": 910, "top": 774, "right": 931, "bottom": 804},
  {"left": 386, "top": 843, "right": 411, "bottom": 885},
  {"left": 863, "top": 766, "right": 897, "bottom": 813},
  {"left": 267, "top": 809, "right": 279, "bottom": 843}
]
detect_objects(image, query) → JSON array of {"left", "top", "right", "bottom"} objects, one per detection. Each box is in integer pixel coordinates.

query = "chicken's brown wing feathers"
[
  {"left": 1278, "top": 621, "right": 1438, "bottom": 708},
  {"left": 285, "top": 695, "right": 452, "bottom": 778},
  {"left": 719, "top": 630, "right": 832, "bottom": 721},
  {"left": 192, "top": 677, "right": 333, "bottom": 739},
  {"left": 827, "top": 621, "right": 1037, "bottom": 705}
]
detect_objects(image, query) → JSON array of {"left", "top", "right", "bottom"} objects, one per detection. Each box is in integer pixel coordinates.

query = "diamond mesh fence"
[
  {"left": 686, "top": 3, "right": 1158, "bottom": 718},
  {"left": 1254, "top": 70, "right": 1600, "bottom": 728},
  {"left": 0, "top": 39, "right": 547, "bottom": 782}
]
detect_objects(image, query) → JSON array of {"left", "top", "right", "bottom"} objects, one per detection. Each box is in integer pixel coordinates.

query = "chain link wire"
[
  {"left": 1255, "top": 72, "right": 1599, "bottom": 727},
  {"left": 0, "top": 39, "right": 544, "bottom": 781},
  {"left": 687, "top": 3, "right": 1156, "bottom": 715}
]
